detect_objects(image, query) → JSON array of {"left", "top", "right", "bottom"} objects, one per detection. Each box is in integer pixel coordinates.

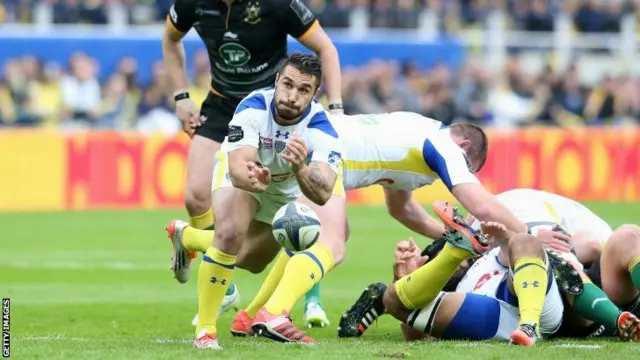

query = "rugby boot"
[
  {"left": 166, "top": 220, "right": 197, "bottom": 284},
  {"left": 510, "top": 323, "right": 538, "bottom": 347},
  {"left": 192, "top": 284, "right": 241, "bottom": 326},
  {"left": 230, "top": 310, "right": 255, "bottom": 337},
  {"left": 252, "top": 307, "right": 315, "bottom": 343},
  {"left": 304, "top": 302, "right": 330, "bottom": 328},
  {"left": 338, "top": 282, "right": 387, "bottom": 338},
  {"left": 193, "top": 330, "right": 221, "bottom": 350},
  {"left": 617, "top": 311, "right": 640, "bottom": 341},
  {"left": 432, "top": 201, "right": 489, "bottom": 255}
]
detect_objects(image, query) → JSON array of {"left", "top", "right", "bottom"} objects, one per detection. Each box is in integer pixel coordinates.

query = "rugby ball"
[{"left": 272, "top": 202, "right": 321, "bottom": 252}]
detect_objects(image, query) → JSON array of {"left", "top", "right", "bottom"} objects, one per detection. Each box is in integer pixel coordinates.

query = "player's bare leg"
[
  {"left": 600, "top": 225, "right": 640, "bottom": 307},
  {"left": 594, "top": 225, "right": 640, "bottom": 340},
  {"left": 193, "top": 187, "right": 259, "bottom": 350},
  {"left": 185, "top": 135, "right": 220, "bottom": 229}
]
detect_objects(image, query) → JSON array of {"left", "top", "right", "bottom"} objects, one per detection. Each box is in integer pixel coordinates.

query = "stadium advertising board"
[{"left": 0, "top": 128, "right": 639, "bottom": 211}]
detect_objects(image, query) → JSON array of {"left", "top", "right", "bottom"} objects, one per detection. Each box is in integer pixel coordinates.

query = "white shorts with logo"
[{"left": 210, "top": 152, "right": 345, "bottom": 224}]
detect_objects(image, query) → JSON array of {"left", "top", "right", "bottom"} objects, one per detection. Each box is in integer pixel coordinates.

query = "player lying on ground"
[
  {"left": 340, "top": 189, "right": 640, "bottom": 342},
  {"left": 377, "top": 201, "right": 565, "bottom": 346},
  {"left": 168, "top": 53, "right": 345, "bottom": 349},
  {"left": 182, "top": 111, "right": 560, "bottom": 332}
]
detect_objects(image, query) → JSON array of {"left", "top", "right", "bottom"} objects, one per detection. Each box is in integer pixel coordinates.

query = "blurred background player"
[{"left": 162, "top": 0, "right": 343, "bottom": 318}]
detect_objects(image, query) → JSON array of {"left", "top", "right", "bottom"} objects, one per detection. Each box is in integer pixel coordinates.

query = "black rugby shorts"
[{"left": 195, "top": 91, "right": 242, "bottom": 143}]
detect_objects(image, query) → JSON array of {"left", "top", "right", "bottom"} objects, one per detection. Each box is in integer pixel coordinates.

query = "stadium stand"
[{"left": 0, "top": 0, "right": 638, "bottom": 129}]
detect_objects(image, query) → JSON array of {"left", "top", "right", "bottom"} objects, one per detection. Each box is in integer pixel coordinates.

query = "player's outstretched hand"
[
  {"left": 175, "top": 97, "right": 200, "bottom": 137},
  {"left": 393, "top": 238, "right": 428, "bottom": 280},
  {"left": 536, "top": 228, "right": 572, "bottom": 253},
  {"left": 281, "top": 132, "right": 308, "bottom": 171},
  {"left": 246, "top": 161, "right": 271, "bottom": 192},
  {"left": 480, "top": 221, "right": 513, "bottom": 244}
]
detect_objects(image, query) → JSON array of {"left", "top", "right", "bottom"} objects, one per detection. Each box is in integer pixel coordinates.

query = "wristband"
[
  {"left": 328, "top": 103, "right": 343, "bottom": 111},
  {"left": 174, "top": 92, "right": 190, "bottom": 101}
]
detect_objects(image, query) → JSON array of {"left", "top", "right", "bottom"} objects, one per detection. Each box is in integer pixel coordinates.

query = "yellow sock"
[
  {"left": 189, "top": 208, "right": 214, "bottom": 230},
  {"left": 245, "top": 249, "right": 294, "bottom": 317},
  {"left": 265, "top": 244, "right": 334, "bottom": 314},
  {"left": 182, "top": 227, "right": 215, "bottom": 253},
  {"left": 512, "top": 256, "right": 548, "bottom": 327},
  {"left": 196, "top": 247, "right": 236, "bottom": 335},
  {"left": 395, "top": 244, "right": 472, "bottom": 309}
]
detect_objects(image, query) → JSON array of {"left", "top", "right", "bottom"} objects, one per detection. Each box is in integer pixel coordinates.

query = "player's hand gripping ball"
[{"left": 272, "top": 202, "right": 321, "bottom": 252}]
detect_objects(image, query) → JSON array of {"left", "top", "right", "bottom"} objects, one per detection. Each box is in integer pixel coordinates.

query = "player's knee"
[
  {"left": 184, "top": 186, "right": 211, "bottom": 214},
  {"left": 612, "top": 224, "right": 640, "bottom": 248},
  {"left": 213, "top": 221, "right": 245, "bottom": 253},
  {"left": 508, "top": 233, "right": 543, "bottom": 260}
]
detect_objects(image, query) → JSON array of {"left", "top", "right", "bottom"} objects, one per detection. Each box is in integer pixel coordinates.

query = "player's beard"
[{"left": 275, "top": 102, "right": 302, "bottom": 122}]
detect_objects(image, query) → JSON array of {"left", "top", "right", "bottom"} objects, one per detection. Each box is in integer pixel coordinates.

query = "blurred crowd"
[
  {"left": 1, "top": 50, "right": 639, "bottom": 130},
  {"left": 343, "top": 57, "right": 640, "bottom": 128},
  {"left": 1, "top": 0, "right": 638, "bottom": 130},
  {"left": 0, "top": 0, "right": 639, "bottom": 32}
]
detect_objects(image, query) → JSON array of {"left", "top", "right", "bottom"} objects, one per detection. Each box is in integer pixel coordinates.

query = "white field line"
[
  {"left": 16, "top": 336, "right": 640, "bottom": 350},
  {"left": 5, "top": 261, "right": 166, "bottom": 270},
  {"left": 18, "top": 335, "right": 191, "bottom": 344}
]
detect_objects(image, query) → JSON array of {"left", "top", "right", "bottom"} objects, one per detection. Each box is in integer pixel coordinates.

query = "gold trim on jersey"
[
  {"left": 331, "top": 161, "right": 345, "bottom": 198},
  {"left": 343, "top": 148, "right": 436, "bottom": 177},
  {"left": 213, "top": 151, "right": 228, "bottom": 190}
]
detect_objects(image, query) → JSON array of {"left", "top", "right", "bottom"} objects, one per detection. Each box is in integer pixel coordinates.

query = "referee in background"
[{"left": 162, "top": 0, "right": 342, "bottom": 324}]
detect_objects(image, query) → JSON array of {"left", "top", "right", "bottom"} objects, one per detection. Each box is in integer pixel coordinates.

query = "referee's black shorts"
[{"left": 195, "top": 91, "right": 242, "bottom": 143}]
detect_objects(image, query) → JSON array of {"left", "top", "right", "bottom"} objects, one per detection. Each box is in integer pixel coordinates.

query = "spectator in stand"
[
  {"left": 60, "top": 52, "right": 102, "bottom": 129},
  {"left": 31, "top": 61, "right": 63, "bottom": 128},
  {"left": 307, "top": 0, "right": 352, "bottom": 28},
  {"left": 53, "top": 0, "right": 108, "bottom": 24},
  {"left": 522, "top": 0, "right": 554, "bottom": 32},
  {"left": 135, "top": 61, "right": 178, "bottom": 134}
]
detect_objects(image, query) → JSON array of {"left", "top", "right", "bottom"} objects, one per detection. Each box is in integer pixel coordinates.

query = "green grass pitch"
[{"left": 2, "top": 203, "right": 640, "bottom": 359}]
